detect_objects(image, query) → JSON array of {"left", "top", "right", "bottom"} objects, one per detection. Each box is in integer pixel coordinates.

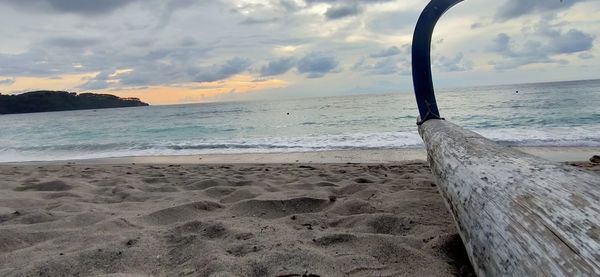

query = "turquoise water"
[{"left": 1, "top": 79, "right": 599, "bottom": 162}]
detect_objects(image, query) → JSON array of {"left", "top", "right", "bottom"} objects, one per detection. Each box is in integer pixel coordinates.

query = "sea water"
[{"left": 1, "top": 79, "right": 599, "bottom": 162}]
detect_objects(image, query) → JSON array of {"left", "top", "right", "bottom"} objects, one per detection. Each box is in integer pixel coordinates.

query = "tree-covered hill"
[{"left": 0, "top": 91, "right": 149, "bottom": 114}]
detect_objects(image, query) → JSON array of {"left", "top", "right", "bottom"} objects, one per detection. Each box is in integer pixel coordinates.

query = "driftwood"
[{"left": 418, "top": 119, "right": 600, "bottom": 276}]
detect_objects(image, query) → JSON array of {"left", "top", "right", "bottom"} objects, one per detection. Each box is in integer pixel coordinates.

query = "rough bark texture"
[{"left": 418, "top": 119, "right": 600, "bottom": 276}]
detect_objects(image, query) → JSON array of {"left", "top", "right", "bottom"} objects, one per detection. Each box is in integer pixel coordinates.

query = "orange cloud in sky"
[
  {"left": 0, "top": 74, "right": 288, "bottom": 105},
  {"left": 110, "top": 75, "right": 288, "bottom": 105},
  {"left": 0, "top": 73, "right": 97, "bottom": 92}
]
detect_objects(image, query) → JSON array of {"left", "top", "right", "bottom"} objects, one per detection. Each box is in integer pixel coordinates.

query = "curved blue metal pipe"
[{"left": 412, "top": 0, "right": 464, "bottom": 124}]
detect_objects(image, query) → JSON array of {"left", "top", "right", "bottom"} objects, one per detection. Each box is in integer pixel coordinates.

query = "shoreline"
[{"left": 3, "top": 146, "right": 599, "bottom": 165}]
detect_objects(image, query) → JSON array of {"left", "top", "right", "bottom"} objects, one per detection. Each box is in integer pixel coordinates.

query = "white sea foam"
[
  {"left": 1, "top": 126, "right": 599, "bottom": 162},
  {"left": 478, "top": 125, "right": 600, "bottom": 146}
]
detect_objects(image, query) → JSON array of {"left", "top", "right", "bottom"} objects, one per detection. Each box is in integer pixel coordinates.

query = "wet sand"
[{"left": 8, "top": 147, "right": 599, "bottom": 165}]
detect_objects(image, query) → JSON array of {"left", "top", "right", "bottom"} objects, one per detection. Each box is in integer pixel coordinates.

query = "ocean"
[{"left": 1, "top": 79, "right": 599, "bottom": 162}]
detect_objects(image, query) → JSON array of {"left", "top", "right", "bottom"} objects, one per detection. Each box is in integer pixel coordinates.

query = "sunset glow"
[{"left": 0, "top": 0, "right": 598, "bottom": 103}]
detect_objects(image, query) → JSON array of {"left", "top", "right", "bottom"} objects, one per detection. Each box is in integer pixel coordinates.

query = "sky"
[{"left": 0, "top": 0, "right": 598, "bottom": 105}]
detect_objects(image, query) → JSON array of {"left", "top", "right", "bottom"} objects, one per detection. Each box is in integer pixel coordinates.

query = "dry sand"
[{"left": 0, "top": 161, "right": 474, "bottom": 276}]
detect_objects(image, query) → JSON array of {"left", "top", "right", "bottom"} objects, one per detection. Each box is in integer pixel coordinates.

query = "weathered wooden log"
[{"left": 419, "top": 119, "right": 600, "bottom": 276}]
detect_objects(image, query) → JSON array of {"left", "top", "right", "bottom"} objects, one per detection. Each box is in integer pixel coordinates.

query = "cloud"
[
  {"left": 194, "top": 57, "right": 252, "bottom": 83},
  {"left": 325, "top": 4, "right": 362, "bottom": 20},
  {"left": 154, "top": 0, "right": 200, "bottom": 29},
  {"left": 0, "top": 78, "right": 15, "bottom": 86},
  {"left": 352, "top": 56, "right": 411, "bottom": 76},
  {"left": 495, "top": 0, "right": 588, "bottom": 21},
  {"left": 5, "top": 0, "right": 137, "bottom": 16},
  {"left": 489, "top": 33, "right": 558, "bottom": 69},
  {"left": 78, "top": 71, "right": 112, "bottom": 90},
  {"left": 579, "top": 52, "right": 594, "bottom": 60},
  {"left": 353, "top": 58, "right": 403, "bottom": 75},
  {"left": 229, "top": 2, "right": 268, "bottom": 14},
  {"left": 305, "top": 0, "right": 393, "bottom": 4},
  {"left": 71, "top": 47, "right": 243, "bottom": 89},
  {"left": 1, "top": 0, "right": 599, "bottom": 101},
  {"left": 546, "top": 29, "right": 594, "bottom": 54},
  {"left": 297, "top": 52, "right": 339, "bottom": 78},
  {"left": 353, "top": 45, "right": 412, "bottom": 75},
  {"left": 79, "top": 80, "right": 109, "bottom": 90},
  {"left": 489, "top": 16, "right": 595, "bottom": 69},
  {"left": 0, "top": 50, "right": 71, "bottom": 76},
  {"left": 43, "top": 37, "right": 101, "bottom": 48},
  {"left": 471, "top": 22, "right": 483, "bottom": 29},
  {"left": 366, "top": 10, "right": 418, "bottom": 34},
  {"left": 260, "top": 58, "right": 296, "bottom": 76},
  {"left": 490, "top": 33, "right": 511, "bottom": 54},
  {"left": 434, "top": 53, "right": 473, "bottom": 72},
  {"left": 355, "top": 45, "right": 471, "bottom": 75},
  {"left": 307, "top": 0, "right": 395, "bottom": 20},
  {"left": 240, "top": 17, "right": 280, "bottom": 25},
  {"left": 278, "top": 0, "right": 303, "bottom": 12},
  {"left": 369, "top": 46, "right": 404, "bottom": 58}
]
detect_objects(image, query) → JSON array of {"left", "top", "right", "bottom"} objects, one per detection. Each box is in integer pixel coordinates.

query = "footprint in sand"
[
  {"left": 0, "top": 207, "right": 19, "bottom": 223},
  {"left": 169, "top": 220, "right": 228, "bottom": 239},
  {"left": 230, "top": 197, "right": 332, "bottom": 219},
  {"left": 142, "top": 201, "right": 223, "bottom": 225},
  {"left": 314, "top": 233, "right": 357, "bottom": 246},
  {"left": 219, "top": 188, "right": 260, "bottom": 204},
  {"left": 203, "top": 186, "right": 237, "bottom": 198},
  {"left": 42, "top": 192, "right": 81, "bottom": 199},
  {"left": 183, "top": 179, "right": 230, "bottom": 190},
  {"left": 14, "top": 180, "right": 72, "bottom": 192},
  {"left": 0, "top": 229, "right": 60, "bottom": 253},
  {"left": 367, "top": 214, "right": 417, "bottom": 235},
  {"left": 330, "top": 199, "right": 379, "bottom": 216},
  {"left": 354, "top": 177, "right": 375, "bottom": 184},
  {"left": 11, "top": 210, "right": 58, "bottom": 225}
]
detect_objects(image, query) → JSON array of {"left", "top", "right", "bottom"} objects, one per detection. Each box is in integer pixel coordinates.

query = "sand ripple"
[{"left": 0, "top": 162, "right": 474, "bottom": 276}]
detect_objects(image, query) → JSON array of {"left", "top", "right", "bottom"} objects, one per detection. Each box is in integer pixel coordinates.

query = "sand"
[
  {"left": 25, "top": 147, "right": 598, "bottom": 164},
  {"left": 0, "top": 161, "right": 474, "bottom": 277}
]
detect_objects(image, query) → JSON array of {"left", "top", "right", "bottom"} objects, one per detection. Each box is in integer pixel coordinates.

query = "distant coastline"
[{"left": 0, "top": 91, "right": 148, "bottom": 115}]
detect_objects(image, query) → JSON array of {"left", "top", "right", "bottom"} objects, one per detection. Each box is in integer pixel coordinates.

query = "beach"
[
  {"left": 0, "top": 155, "right": 477, "bottom": 276},
  {"left": 1, "top": 148, "right": 598, "bottom": 276},
  {"left": 2, "top": 0, "right": 600, "bottom": 274}
]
